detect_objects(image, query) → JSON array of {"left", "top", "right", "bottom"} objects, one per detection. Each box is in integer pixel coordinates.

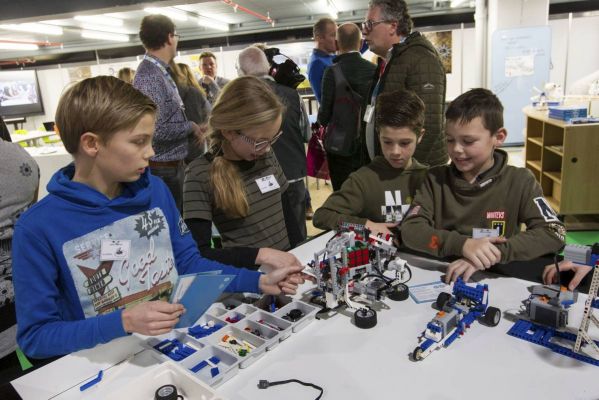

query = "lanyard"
[{"left": 143, "top": 54, "right": 184, "bottom": 109}]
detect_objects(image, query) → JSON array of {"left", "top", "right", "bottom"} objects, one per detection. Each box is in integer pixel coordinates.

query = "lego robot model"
[
  {"left": 412, "top": 278, "right": 501, "bottom": 361},
  {"left": 310, "top": 225, "right": 411, "bottom": 329},
  {"left": 507, "top": 243, "right": 599, "bottom": 366}
]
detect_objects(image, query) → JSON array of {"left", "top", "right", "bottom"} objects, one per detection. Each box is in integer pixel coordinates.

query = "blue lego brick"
[
  {"left": 426, "top": 322, "right": 442, "bottom": 333},
  {"left": 190, "top": 360, "right": 209, "bottom": 373},
  {"left": 507, "top": 319, "right": 599, "bottom": 367},
  {"left": 420, "top": 338, "right": 436, "bottom": 351},
  {"left": 453, "top": 278, "right": 487, "bottom": 304}
]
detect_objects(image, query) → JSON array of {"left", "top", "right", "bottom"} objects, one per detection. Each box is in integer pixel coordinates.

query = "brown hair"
[
  {"left": 117, "top": 67, "right": 135, "bottom": 84},
  {"left": 376, "top": 89, "right": 424, "bottom": 136},
  {"left": 337, "top": 23, "right": 362, "bottom": 52},
  {"left": 313, "top": 18, "right": 336, "bottom": 39},
  {"left": 139, "top": 14, "right": 175, "bottom": 50},
  {"left": 445, "top": 88, "right": 504, "bottom": 134},
  {"left": 199, "top": 51, "right": 216, "bottom": 61},
  {"left": 208, "top": 76, "right": 284, "bottom": 218},
  {"left": 56, "top": 76, "right": 156, "bottom": 154}
]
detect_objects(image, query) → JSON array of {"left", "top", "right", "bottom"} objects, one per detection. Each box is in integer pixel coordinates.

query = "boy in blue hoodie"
[{"left": 12, "top": 76, "right": 304, "bottom": 359}]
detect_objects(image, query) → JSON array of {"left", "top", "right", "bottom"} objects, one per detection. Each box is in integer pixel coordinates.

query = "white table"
[
  {"left": 11, "top": 232, "right": 599, "bottom": 400},
  {"left": 10, "top": 131, "right": 58, "bottom": 147},
  {"left": 25, "top": 145, "right": 72, "bottom": 199}
]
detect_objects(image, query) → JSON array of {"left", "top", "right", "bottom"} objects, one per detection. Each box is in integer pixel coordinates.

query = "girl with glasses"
[{"left": 183, "top": 76, "right": 303, "bottom": 273}]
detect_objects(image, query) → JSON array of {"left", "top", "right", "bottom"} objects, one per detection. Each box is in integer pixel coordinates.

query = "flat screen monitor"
[{"left": 0, "top": 70, "right": 44, "bottom": 117}]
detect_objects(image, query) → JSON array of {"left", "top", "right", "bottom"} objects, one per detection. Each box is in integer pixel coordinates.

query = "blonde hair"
[
  {"left": 208, "top": 76, "right": 283, "bottom": 218},
  {"left": 170, "top": 61, "right": 205, "bottom": 94}
]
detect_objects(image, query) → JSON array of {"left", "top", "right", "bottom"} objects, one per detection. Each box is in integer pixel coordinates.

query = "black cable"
[
  {"left": 258, "top": 379, "right": 323, "bottom": 400},
  {"left": 554, "top": 251, "right": 562, "bottom": 289}
]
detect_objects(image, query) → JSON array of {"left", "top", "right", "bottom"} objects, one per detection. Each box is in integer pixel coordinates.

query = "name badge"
[
  {"left": 256, "top": 174, "right": 280, "bottom": 194},
  {"left": 363, "top": 105, "right": 375, "bottom": 123},
  {"left": 472, "top": 228, "right": 500, "bottom": 239},
  {"left": 100, "top": 239, "right": 131, "bottom": 261}
]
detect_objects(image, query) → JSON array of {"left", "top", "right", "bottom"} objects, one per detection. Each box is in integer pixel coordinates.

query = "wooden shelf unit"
[{"left": 524, "top": 107, "right": 599, "bottom": 215}]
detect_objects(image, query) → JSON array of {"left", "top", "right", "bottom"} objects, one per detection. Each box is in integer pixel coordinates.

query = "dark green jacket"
[
  {"left": 401, "top": 150, "right": 566, "bottom": 263},
  {"left": 313, "top": 156, "right": 428, "bottom": 230},
  {"left": 375, "top": 32, "right": 448, "bottom": 167}
]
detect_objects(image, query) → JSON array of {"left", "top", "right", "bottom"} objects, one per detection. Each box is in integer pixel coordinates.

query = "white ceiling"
[
  {"left": 0, "top": 0, "right": 474, "bottom": 62},
  {"left": 0, "top": 0, "right": 588, "bottom": 63}
]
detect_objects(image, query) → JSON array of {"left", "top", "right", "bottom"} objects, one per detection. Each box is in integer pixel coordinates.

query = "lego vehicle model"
[
  {"left": 508, "top": 243, "right": 599, "bottom": 366},
  {"left": 309, "top": 224, "right": 411, "bottom": 329},
  {"left": 412, "top": 278, "right": 501, "bottom": 361}
]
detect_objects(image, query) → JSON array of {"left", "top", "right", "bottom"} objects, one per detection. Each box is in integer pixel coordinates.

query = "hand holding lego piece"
[
  {"left": 256, "top": 248, "right": 302, "bottom": 271},
  {"left": 121, "top": 301, "right": 185, "bottom": 336},
  {"left": 445, "top": 258, "right": 478, "bottom": 283},
  {"left": 542, "top": 260, "right": 592, "bottom": 291},
  {"left": 462, "top": 237, "right": 506, "bottom": 270},
  {"left": 365, "top": 219, "right": 399, "bottom": 236},
  {"left": 259, "top": 264, "right": 305, "bottom": 295}
]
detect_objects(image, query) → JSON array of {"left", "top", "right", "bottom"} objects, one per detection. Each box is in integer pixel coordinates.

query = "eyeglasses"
[
  {"left": 235, "top": 129, "right": 283, "bottom": 152},
  {"left": 172, "top": 33, "right": 181, "bottom": 39},
  {"left": 361, "top": 19, "right": 393, "bottom": 32}
]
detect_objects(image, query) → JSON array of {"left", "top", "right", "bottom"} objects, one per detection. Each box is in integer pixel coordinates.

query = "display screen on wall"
[{"left": 0, "top": 70, "right": 44, "bottom": 117}]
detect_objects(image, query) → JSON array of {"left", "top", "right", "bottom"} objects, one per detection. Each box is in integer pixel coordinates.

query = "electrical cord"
[{"left": 258, "top": 379, "right": 323, "bottom": 399}]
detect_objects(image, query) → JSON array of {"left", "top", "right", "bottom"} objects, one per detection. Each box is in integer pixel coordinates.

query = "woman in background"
[
  {"left": 117, "top": 67, "right": 135, "bottom": 84},
  {"left": 171, "top": 62, "right": 211, "bottom": 163}
]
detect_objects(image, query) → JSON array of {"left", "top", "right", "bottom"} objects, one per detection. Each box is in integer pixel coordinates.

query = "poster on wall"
[
  {"left": 67, "top": 66, "right": 92, "bottom": 83},
  {"left": 491, "top": 26, "right": 551, "bottom": 145},
  {"left": 423, "top": 31, "right": 452, "bottom": 74}
]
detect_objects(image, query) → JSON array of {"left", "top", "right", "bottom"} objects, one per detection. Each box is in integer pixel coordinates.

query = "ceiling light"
[
  {"left": 144, "top": 7, "right": 189, "bottom": 22},
  {"left": 0, "top": 42, "right": 39, "bottom": 51},
  {"left": 74, "top": 15, "right": 124, "bottom": 27},
  {"left": 78, "top": 24, "right": 134, "bottom": 35},
  {"left": 81, "top": 30, "right": 130, "bottom": 42},
  {"left": 197, "top": 17, "right": 229, "bottom": 32},
  {"left": 0, "top": 23, "right": 63, "bottom": 36}
]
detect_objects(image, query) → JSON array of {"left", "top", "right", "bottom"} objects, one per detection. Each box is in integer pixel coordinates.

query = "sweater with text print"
[
  {"left": 13, "top": 165, "right": 260, "bottom": 358},
  {"left": 401, "top": 149, "right": 565, "bottom": 263}
]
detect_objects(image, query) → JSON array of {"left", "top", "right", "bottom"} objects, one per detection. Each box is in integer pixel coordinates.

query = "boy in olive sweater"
[
  {"left": 402, "top": 88, "right": 565, "bottom": 283},
  {"left": 313, "top": 89, "right": 428, "bottom": 235}
]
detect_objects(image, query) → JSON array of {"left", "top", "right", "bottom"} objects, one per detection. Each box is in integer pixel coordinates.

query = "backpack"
[{"left": 323, "top": 64, "right": 363, "bottom": 157}]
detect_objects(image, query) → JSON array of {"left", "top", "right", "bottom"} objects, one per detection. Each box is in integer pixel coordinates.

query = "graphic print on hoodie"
[{"left": 63, "top": 207, "right": 179, "bottom": 317}]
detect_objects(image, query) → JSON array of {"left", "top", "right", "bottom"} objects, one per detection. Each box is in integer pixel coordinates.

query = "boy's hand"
[
  {"left": 122, "top": 301, "right": 185, "bottom": 336},
  {"left": 365, "top": 220, "right": 399, "bottom": 236},
  {"left": 462, "top": 237, "right": 507, "bottom": 270},
  {"left": 259, "top": 265, "right": 305, "bottom": 295},
  {"left": 445, "top": 258, "right": 478, "bottom": 283},
  {"left": 256, "top": 248, "right": 302, "bottom": 271},
  {"left": 542, "top": 260, "right": 592, "bottom": 291}
]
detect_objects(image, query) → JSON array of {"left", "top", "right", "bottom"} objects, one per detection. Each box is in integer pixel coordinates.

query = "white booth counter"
[
  {"left": 25, "top": 145, "right": 72, "bottom": 199},
  {"left": 10, "top": 232, "right": 599, "bottom": 400}
]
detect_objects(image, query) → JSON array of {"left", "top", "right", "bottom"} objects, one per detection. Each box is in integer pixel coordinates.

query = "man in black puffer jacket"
[{"left": 363, "top": 0, "right": 448, "bottom": 168}]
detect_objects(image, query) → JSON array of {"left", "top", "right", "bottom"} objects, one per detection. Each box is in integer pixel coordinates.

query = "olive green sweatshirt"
[
  {"left": 401, "top": 149, "right": 566, "bottom": 263},
  {"left": 313, "top": 156, "right": 428, "bottom": 230}
]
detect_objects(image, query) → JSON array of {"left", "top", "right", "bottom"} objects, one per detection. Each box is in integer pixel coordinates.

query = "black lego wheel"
[
  {"left": 354, "top": 308, "right": 377, "bottom": 329},
  {"left": 436, "top": 292, "right": 452, "bottom": 310},
  {"left": 481, "top": 306, "right": 502, "bottom": 327},
  {"left": 387, "top": 283, "right": 409, "bottom": 301},
  {"left": 412, "top": 347, "right": 423, "bottom": 361}
]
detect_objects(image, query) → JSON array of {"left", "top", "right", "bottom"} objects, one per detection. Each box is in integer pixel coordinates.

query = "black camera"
[{"left": 263, "top": 47, "right": 305, "bottom": 89}]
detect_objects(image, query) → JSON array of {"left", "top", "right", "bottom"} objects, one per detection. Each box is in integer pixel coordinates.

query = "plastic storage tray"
[{"left": 144, "top": 294, "right": 317, "bottom": 387}]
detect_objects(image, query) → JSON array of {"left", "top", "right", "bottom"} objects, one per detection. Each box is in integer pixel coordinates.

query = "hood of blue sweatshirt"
[{"left": 47, "top": 163, "right": 152, "bottom": 211}]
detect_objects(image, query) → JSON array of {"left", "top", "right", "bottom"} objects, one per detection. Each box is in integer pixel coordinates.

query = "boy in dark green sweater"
[
  {"left": 313, "top": 89, "right": 428, "bottom": 235},
  {"left": 402, "top": 88, "right": 565, "bottom": 283}
]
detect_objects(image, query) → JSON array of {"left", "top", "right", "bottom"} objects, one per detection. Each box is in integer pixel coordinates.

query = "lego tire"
[
  {"left": 436, "top": 292, "right": 452, "bottom": 310},
  {"left": 354, "top": 308, "right": 377, "bottom": 329},
  {"left": 387, "top": 283, "right": 409, "bottom": 301},
  {"left": 481, "top": 306, "right": 501, "bottom": 327}
]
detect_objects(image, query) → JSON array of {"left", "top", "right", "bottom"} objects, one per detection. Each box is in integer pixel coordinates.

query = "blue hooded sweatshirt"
[{"left": 13, "top": 165, "right": 261, "bottom": 359}]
